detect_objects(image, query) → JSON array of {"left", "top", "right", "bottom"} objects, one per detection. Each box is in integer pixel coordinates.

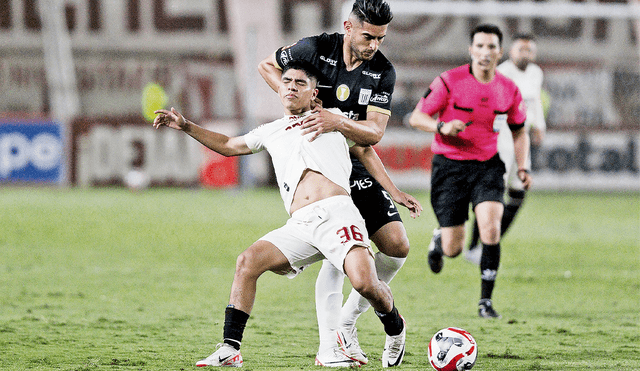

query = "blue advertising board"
[{"left": 0, "top": 119, "right": 65, "bottom": 183}]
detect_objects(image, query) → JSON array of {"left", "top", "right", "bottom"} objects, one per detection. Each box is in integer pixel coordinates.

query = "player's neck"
[
  {"left": 285, "top": 108, "right": 312, "bottom": 117},
  {"left": 342, "top": 36, "right": 363, "bottom": 71}
]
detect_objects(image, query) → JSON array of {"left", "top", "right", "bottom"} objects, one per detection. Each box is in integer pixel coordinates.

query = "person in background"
[
  {"left": 465, "top": 33, "right": 546, "bottom": 264},
  {"left": 409, "top": 24, "right": 531, "bottom": 319}
]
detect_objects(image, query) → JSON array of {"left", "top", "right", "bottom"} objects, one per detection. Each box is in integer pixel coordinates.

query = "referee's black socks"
[{"left": 480, "top": 243, "right": 500, "bottom": 300}]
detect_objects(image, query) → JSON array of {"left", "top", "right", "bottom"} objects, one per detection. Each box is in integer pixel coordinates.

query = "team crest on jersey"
[
  {"left": 336, "top": 84, "right": 350, "bottom": 101},
  {"left": 358, "top": 89, "right": 372, "bottom": 105}
]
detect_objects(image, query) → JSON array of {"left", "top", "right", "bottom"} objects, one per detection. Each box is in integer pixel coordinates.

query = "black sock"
[
  {"left": 375, "top": 305, "right": 404, "bottom": 336},
  {"left": 480, "top": 243, "right": 500, "bottom": 300},
  {"left": 468, "top": 217, "right": 480, "bottom": 250},
  {"left": 223, "top": 305, "right": 250, "bottom": 350},
  {"left": 501, "top": 189, "right": 526, "bottom": 236}
]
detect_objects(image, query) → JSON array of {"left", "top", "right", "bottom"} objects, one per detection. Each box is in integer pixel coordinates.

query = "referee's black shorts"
[
  {"left": 350, "top": 176, "right": 403, "bottom": 236},
  {"left": 430, "top": 153, "right": 505, "bottom": 228}
]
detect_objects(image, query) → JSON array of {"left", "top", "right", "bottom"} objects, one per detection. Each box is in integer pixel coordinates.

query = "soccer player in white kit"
[
  {"left": 466, "top": 34, "right": 546, "bottom": 264},
  {"left": 152, "top": 62, "right": 414, "bottom": 368}
]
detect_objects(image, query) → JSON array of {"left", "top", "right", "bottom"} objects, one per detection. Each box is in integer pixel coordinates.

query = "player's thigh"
[
  {"left": 239, "top": 239, "right": 293, "bottom": 276},
  {"left": 370, "top": 221, "right": 409, "bottom": 258},
  {"left": 343, "top": 246, "right": 378, "bottom": 292},
  {"left": 350, "top": 177, "right": 403, "bottom": 236},
  {"left": 259, "top": 223, "right": 324, "bottom": 278}
]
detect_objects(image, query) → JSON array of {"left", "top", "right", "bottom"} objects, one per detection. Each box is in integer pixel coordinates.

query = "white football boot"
[
  {"left": 314, "top": 347, "right": 360, "bottom": 368},
  {"left": 382, "top": 316, "right": 406, "bottom": 368},
  {"left": 196, "top": 343, "right": 243, "bottom": 367},
  {"left": 337, "top": 327, "right": 368, "bottom": 365}
]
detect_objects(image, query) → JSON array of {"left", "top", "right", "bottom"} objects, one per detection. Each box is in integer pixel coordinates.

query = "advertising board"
[{"left": 0, "top": 119, "right": 65, "bottom": 184}]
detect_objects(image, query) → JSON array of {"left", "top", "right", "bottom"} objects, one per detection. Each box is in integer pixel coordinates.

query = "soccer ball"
[{"left": 428, "top": 327, "right": 478, "bottom": 371}]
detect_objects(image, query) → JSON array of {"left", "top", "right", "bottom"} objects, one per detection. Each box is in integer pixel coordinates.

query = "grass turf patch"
[{"left": 1, "top": 188, "right": 638, "bottom": 370}]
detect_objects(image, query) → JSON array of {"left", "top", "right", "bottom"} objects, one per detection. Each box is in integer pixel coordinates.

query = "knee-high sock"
[
  {"left": 480, "top": 243, "right": 500, "bottom": 300},
  {"left": 502, "top": 189, "right": 526, "bottom": 237},
  {"left": 341, "top": 252, "right": 406, "bottom": 328},
  {"left": 316, "top": 259, "right": 345, "bottom": 353}
]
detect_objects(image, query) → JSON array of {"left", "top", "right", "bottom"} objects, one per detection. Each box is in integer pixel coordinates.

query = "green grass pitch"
[{"left": 1, "top": 187, "right": 638, "bottom": 370}]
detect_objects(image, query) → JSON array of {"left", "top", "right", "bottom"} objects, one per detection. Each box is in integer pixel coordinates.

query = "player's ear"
[{"left": 344, "top": 20, "right": 352, "bottom": 34}]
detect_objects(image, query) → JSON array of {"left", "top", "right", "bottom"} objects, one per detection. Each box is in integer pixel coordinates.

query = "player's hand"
[
  {"left": 391, "top": 191, "right": 423, "bottom": 219},
  {"left": 518, "top": 170, "right": 532, "bottom": 191},
  {"left": 441, "top": 119, "right": 467, "bottom": 136},
  {"left": 300, "top": 108, "right": 342, "bottom": 141},
  {"left": 153, "top": 107, "right": 187, "bottom": 131}
]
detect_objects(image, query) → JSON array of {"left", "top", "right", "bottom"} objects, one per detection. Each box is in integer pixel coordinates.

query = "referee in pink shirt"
[{"left": 409, "top": 24, "right": 532, "bottom": 319}]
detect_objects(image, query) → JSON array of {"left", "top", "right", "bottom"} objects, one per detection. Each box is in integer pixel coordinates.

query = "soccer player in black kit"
[{"left": 259, "top": 0, "right": 419, "bottom": 367}]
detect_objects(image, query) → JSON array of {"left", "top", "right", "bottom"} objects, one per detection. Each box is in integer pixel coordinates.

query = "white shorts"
[{"left": 259, "top": 195, "right": 371, "bottom": 278}]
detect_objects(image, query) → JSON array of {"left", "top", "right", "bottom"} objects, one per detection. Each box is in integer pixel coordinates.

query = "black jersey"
[{"left": 275, "top": 32, "right": 396, "bottom": 180}]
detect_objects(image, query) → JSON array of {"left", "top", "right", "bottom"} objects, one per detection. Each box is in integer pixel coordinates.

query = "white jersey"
[
  {"left": 243, "top": 108, "right": 353, "bottom": 215},
  {"left": 497, "top": 60, "right": 546, "bottom": 189},
  {"left": 497, "top": 60, "right": 545, "bottom": 133}
]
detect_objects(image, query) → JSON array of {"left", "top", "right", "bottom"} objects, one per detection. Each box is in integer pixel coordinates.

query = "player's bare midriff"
[{"left": 289, "top": 169, "right": 349, "bottom": 214}]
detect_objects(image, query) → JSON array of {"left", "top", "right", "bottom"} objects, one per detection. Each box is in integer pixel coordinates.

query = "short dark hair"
[
  {"left": 513, "top": 33, "right": 536, "bottom": 42},
  {"left": 470, "top": 23, "right": 503, "bottom": 47},
  {"left": 350, "top": 0, "right": 393, "bottom": 26},
  {"left": 281, "top": 61, "right": 320, "bottom": 87}
]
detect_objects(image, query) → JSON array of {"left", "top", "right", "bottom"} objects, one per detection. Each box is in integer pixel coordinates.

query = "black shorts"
[
  {"left": 350, "top": 176, "right": 403, "bottom": 236},
  {"left": 430, "top": 154, "right": 505, "bottom": 228}
]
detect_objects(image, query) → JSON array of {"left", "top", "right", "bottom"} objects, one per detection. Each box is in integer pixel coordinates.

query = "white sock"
[
  {"left": 340, "top": 252, "right": 406, "bottom": 328},
  {"left": 316, "top": 259, "right": 345, "bottom": 354}
]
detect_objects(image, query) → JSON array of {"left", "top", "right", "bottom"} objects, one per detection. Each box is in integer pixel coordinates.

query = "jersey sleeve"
[
  {"left": 367, "top": 66, "right": 395, "bottom": 116},
  {"left": 415, "top": 75, "right": 449, "bottom": 116},
  {"left": 243, "top": 125, "right": 267, "bottom": 153},
  {"left": 507, "top": 87, "right": 527, "bottom": 129},
  {"left": 274, "top": 35, "right": 321, "bottom": 70}
]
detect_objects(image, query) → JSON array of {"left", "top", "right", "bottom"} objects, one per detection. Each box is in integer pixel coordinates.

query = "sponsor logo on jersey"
[
  {"left": 336, "top": 84, "right": 350, "bottom": 101},
  {"left": 279, "top": 50, "right": 290, "bottom": 66},
  {"left": 362, "top": 70, "right": 381, "bottom": 79},
  {"left": 319, "top": 55, "right": 337, "bottom": 66},
  {"left": 351, "top": 178, "right": 373, "bottom": 190},
  {"left": 285, "top": 117, "right": 303, "bottom": 131},
  {"left": 345, "top": 111, "right": 359, "bottom": 120},
  {"left": 358, "top": 88, "right": 372, "bottom": 105},
  {"left": 370, "top": 93, "right": 388, "bottom": 104}
]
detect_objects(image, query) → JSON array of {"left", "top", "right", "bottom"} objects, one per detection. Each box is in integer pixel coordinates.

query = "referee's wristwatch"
[{"left": 436, "top": 121, "right": 445, "bottom": 135}]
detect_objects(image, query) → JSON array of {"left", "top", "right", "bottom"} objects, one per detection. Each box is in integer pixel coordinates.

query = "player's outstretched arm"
[
  {"left": 153, "top": 108, "right": 252, "bottom": 157},
  {"left": 258, "top": 53, "right": 282, "bottom": 93},
  {"left": 301, "top": 109, "right": 386, "bottom": 145},
  {"left": 350, "top": 145, "right": 422, "bottom": 219}
]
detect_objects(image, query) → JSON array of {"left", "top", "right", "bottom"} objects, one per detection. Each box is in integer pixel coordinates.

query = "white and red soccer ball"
[{"left": 428, "top": 327, "right": 478, "bottom": 371}]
